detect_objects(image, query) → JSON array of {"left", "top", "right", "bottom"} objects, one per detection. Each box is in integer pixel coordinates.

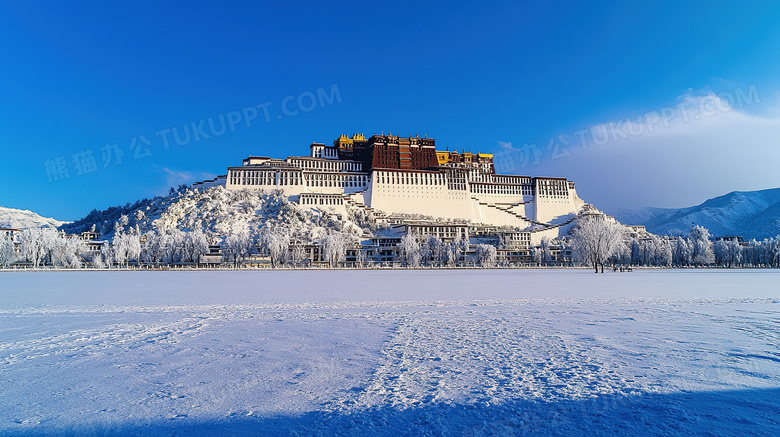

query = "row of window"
[
  {"left": 310, "top": 146, "right": 338, "bottom": 159},
  {"left": 303, "top": 173, "right": 368, "bottom": 188},
  {"left": 299, "top": 195, "right": 343, "bottom": 206},
  {"left": 536, "top": 180, "right": 569, "bottom": 198},
  {"left": 376, "top": 171, "right": 445, "bottom": 186},
  {"left": 290, "top": 158, "right": 362, "bottom": 172},
  {"left": 230, "top": 167, "right": 569, "bottom": 198},
  {"left": 405, "top": 226, "right": 467, "bottom": 239},
  {"left": 536, "top": 189, "right": 569, "bottom": 197},
  {"left": 229, "top": 170, "right": 369, "bottom": 188},
  {"left": 229, "top": 170, "right": 303, "bottom": 186},
  {"left": 470, "top": 183, "right": 532, "bottom": 196}
]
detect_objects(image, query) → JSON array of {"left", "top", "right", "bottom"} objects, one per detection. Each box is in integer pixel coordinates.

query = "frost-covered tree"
[
  {"left": 50, "top": 235, "right": 87, "bottom": 269},
  {"left": 476, "top": 244, "right": 497, "bottom": 267},
  {"left": 99, "top": 242, "right": 113, "bottom": 268},
  {"left": 170, "top": 229, "right": 187, "bottom": 263},
  {"left": 260, "top": 228, "right": 290, "bottom": 267},
  {"left": 767, "top": 237, "right": 780, "bottom": 268},
  {"left": 190, "top": 229, "right": 210, "bottom": 263},
  {"left": 419, "top": 237, "right": 433, "bottom": 266},
  {"left": 443, "top": 243, "right": 456, "bottom": 267},
  {"left": 400, "top": 233, "right": 421, "bottom": 267},
  {"left": 180, "top": 229, "right": 209, "bottom": 263},
  {"left": 656, "top": 236, "right": 673, "bottom": 267},
  {"left": 154, "top": 231, "right": 172, "bottom": 264},
  {"left": 630, "top": 238, "right": 642, "bottom": 266},
  {"left": 223, "top": 230, "right": 254, "bottom": 266},
  {"left": 320, "top": 232, "right": 348, "bottom": 267},
  {"left": 356, "top": 246, "right": 368, "bottom": 268},
  {"left": 0, "top": 235, "right": 17, "bottom": 268},
  {"left": 290, "top": 245, "right": 307, "bottom": 265},
  {"left": 558, "top": 237, "right": 574, "bottom": 265},
  {"left": 118, "top": 214, "right": 129, "bottom": 231},
  {"left": 572, "top": 215, "right": 626, "bottom": 273},
  {"left": 714, "top": 239, "right": 742, "bottom": 267},
  {"left": 532, "top": 246, "right": 543, "bottom": 266},
  {"left": 540, "top": 237, "right": 553, "bottom": 263},
  {"left": 141, "top": 231, "right": 160, "bottom": 265},
  {"left": 109, "top": 229, "right": 142, "bottom": 267},
  {"left": 452, "top": 235, "right": 469, "bottom": 267},
  {"left": 112, "top": 232, "right": 129, "bottom": 267},
  {"left": 19, "top": 228, "right": 48, "bottom": 268},
  {"left": 673, "top": 236, "right": 690, "bottom": 266},
  {"left": 688, "top": 225, "right": 714, "bottom": 267},
  {"left": 427, "top": 236, "right": 444, "bottom": 267},
  {"left": 127, "top": 233, "right": 142, "bottom": 266}
]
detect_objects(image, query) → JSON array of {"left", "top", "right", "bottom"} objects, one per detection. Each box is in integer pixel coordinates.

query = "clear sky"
[{"left": 2, "top": 1, "right": 780, "bottom": 220}]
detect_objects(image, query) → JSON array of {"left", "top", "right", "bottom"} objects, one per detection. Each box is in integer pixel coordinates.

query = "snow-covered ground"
[{"left": 1, "top": 269, "right": 779, "bottom": 436}]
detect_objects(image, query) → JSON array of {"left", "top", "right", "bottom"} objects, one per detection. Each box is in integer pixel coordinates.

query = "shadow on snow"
[{"left": 6, "top": 388, "right": 780, "bottom": 436}]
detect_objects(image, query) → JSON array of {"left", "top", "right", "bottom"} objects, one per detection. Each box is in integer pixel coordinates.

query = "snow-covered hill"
[
  {"left": 610, "top": 188, "right": 780, "bottom": 240},
  {"left": 59, "top": 186, "right": 371, "bottom": 242},
  {"left": 0, "top": 206, "right": 68, "bottom": 229}
]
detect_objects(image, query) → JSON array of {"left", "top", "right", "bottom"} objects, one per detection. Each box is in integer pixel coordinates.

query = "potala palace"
[
  {"left": 19, "top": 130, "right": 760, "bottom": 269},
  {"left": 208, "top": 131, "right": 591, "bottom": 247}
]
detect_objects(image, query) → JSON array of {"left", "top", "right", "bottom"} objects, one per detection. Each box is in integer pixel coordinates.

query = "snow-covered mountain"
[
  {"left": 610, "top": 188, "right": 780, "bottom": 240},
  {"left": 0, "top": 206, "right": 69, "bottom": 229}
]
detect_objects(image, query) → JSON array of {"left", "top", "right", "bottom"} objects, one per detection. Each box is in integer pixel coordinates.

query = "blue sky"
[{"left": 2, "top": 1, "right": 780, "bottom": 220}]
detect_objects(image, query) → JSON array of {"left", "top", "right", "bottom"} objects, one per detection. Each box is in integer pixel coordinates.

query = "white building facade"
[{"left": 223, "top": 133, "right": 588, "bottom": 244}]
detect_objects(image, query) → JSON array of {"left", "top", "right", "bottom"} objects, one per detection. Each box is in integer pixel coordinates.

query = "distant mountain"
[
  {"left": 0, "top": 206, "right": 69, "bottom": 230},
  {"left": 610, "top": 188, "right": 780, "bottom": 240}
]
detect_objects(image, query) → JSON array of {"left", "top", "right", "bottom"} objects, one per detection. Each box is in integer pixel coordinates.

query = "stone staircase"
[
  {"left": 532, "top": 215, "right": 580, "bottom": 232},
  {"left": 469, "top": 195, "right": 543, "bottom": 227},
  {"left": 342, "top": 189, "right": 387, "bottom": 218}
]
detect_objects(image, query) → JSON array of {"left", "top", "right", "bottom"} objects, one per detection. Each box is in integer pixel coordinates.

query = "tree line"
[
  {"left": 570, "top": 216, "right": 780, "bottom": 272},
  {"left": 2, "top": 216, "right": 779, "bottom": 270}
]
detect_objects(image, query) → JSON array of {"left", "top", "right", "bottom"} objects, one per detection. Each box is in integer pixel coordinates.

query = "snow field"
[{"left": 1, "top": 269, "right": 779, "bottom": 435}]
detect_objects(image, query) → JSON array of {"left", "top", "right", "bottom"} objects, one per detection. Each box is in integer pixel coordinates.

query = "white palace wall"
[{"left": 224, "top": 156, "right": 586, "bottom": 234}]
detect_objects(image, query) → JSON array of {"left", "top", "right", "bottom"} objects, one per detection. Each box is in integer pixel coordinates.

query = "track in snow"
[{"left": 1, "top": 269, "right": 779, "bottom": 435}]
